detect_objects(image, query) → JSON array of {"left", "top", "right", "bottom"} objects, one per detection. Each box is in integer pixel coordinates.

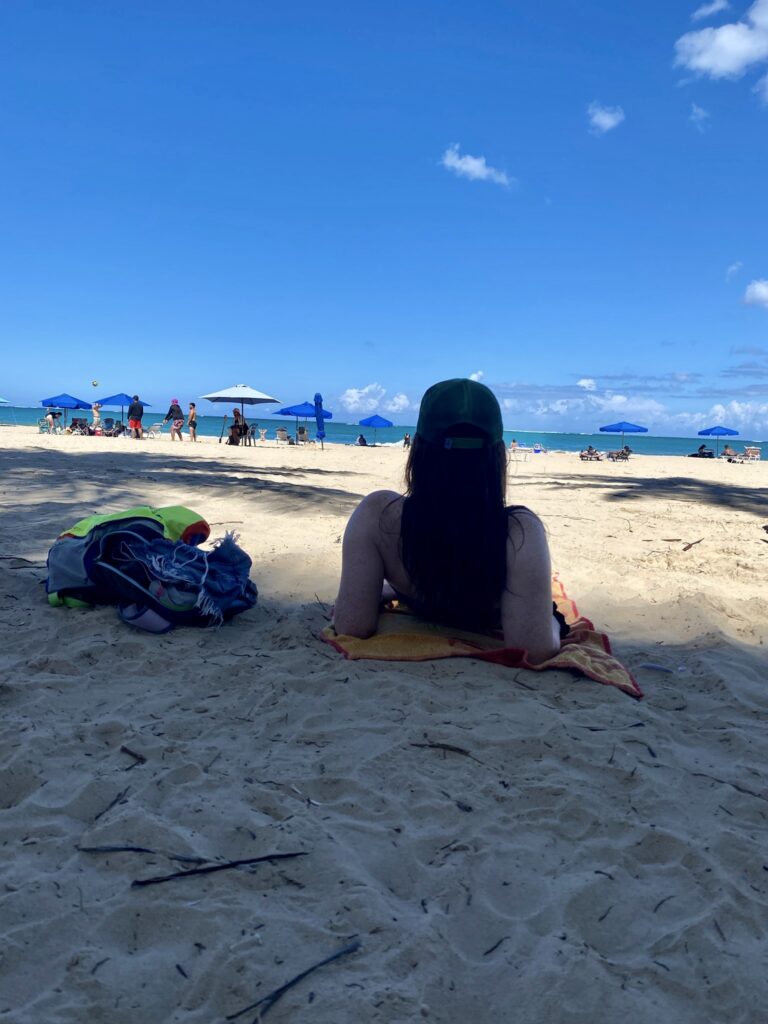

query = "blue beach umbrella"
[
  {"left": 599, "top": 420, "right": 648, "bottom": 446},
  {"left": 359, "top": 413, "right": 393, "bottom": 446},
  {"left": 278, "top": 401, "right": 333, "bottom": 442},
  {"left": 314, "top": 393, "right": 329, "bottom": 449},
  {"left": 698, "top": 424, "right": 738, "bottom": 456},
  {"left": 97, "top": 392, "right": 152, "bottom": 423},
  {"left": 41, "top": 393, "right": 92, "bottom": 427},
  {"left": 41, "top": 393, "right": 92, "bottom": 409}
]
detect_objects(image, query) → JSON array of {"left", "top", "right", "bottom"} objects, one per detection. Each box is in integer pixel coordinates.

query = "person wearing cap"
[
  {"left": 333, "top": 378, "right": 565, "bottom": 664},
  {"left": 163, "top": 398, "right": 185, "bottom": 441},
  {"left": 127, "top": 395, "right": 145, "bottom": 439}
]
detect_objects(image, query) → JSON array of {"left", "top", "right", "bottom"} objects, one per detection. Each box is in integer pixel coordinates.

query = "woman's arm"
[
  {"left": 501, "top": 512, "right": 561, "bottom": 663},
  {"left": 333, "top": 492, "right": 390, "bottom": 638}
]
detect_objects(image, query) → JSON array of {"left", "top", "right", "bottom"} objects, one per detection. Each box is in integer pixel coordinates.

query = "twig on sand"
[
  {"left": 682, "top": 538, "right": 703, "bottom": 552},
  {"left": 625, "top": 738, "right": 657, "bottom": 759},
  {"left": 119, "top": 745, "right": 146, "bottom": 767},
  {"left": 131, "top": 852, "right": 308, "bottom": 888},
  {"left": 93, "top": 787, "right": 130, "bottom": 822},
  {"left": 410, "top": 742, "right": 487, "bottom": 766},
  {"left": 225, "top": 941, "right": 361, "bottom": 1021},
  {"left": 691, "top": 771, "right": 768, "bottom": 803},
  {"left": 653, "top": 894, "right": 678, "bottom": 913},
  {"left": 482, "top": 936, "right": 510, "bottom": 956}
]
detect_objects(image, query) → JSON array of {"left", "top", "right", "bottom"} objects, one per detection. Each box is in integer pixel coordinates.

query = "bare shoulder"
[
  {"left": 507, "top": 507, "right": 546, "bottom": 541},
  {"left": 346, "top": 490, "right": 402, "bottom": 533},
  {"left": 354, "top": 489, "right": 402, "bottom": 519}
]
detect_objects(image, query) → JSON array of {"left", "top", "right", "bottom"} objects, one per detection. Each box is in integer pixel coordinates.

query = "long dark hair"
[{"left": 400, "top": 426, "right": 511, "bottom": 628}]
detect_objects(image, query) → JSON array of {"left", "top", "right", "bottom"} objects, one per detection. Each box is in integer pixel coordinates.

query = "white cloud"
[
  {"left": 692, "top": 0, "right": 731, "bottom": 21},
  {"left": 689, "top": 102, "right": 711, "bottom": 129},
  {"left": 441, "top": 144, "right": 512, "bottom": 186},
  {"left": 338, "top": 384, "right": 414, "bottom": 417},
  {"left": 726, "top": 260, "right": 743, "bottom": 280},
  {"left": 469, "top": 370, "right": 484, "bottom": 381},
  {"left": 577, "top": 377, "right": 597, "bottom": 391},
  {"left": 706, "top": 399, "right": 768, "bottom": 430},
  {"left": 384, "top": 392, "right": 412, "bottom": 413},
  {"left": 675, "top": 0, "right": 768, "bottom": 79},
  {"left": 754, "top": 70, "right": 768, "bottom": 100},
  {"left": 744, "top": 278, "right": 768, "bottom": 307},
  {"left": 587, "top": 101, "right": 625, "bottom": 135},
  {"left": 338, "top": 383, "right": 386, "bottom": 413}
]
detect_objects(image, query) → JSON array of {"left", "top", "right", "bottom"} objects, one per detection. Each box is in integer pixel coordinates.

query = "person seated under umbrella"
[
  {"left": 228, "top": 408, "right": 248, "bottom": 444},
  {"left": 690, "top": 443, "right": 714, "bottom": 458}
]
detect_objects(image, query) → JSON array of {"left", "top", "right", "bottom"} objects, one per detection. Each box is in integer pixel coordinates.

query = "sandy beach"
[{"left": 1, "top": 427, "right": 766, "bottom": 1024}]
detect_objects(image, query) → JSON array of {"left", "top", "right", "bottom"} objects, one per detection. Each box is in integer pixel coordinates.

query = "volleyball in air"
[{"left": 91, "top": 380, "right": 99, "bottom": 387}]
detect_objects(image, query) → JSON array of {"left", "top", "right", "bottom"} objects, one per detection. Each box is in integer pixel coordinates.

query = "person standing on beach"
[
  {"left": 163, "top": 398, "right": 185, "bottom": 441},
  {"left": 334, "top": 378, "right": 565, "bottom": 664},
  {"left": 127, "top": 395, "right": 145, "bottom": 440},
  {"left": 187, "top": 402, "right": 198, "bottom": 442}
]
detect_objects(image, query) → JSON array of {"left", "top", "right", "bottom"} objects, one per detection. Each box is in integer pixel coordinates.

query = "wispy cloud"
[
  {"left": 486, "top": 373, "right": 768, "bottom": 434},
  {"left": 577, "top": 378, "right": 597, "bottom": 391},
  {"left": 720, "top": 360, "right": 768, "bottom": 377},
  {"left": 689, "top": 102, "right": 711, "bottom": 129},
  {"left": 337, "top": 383, "right": 414, "bottom": 417},
  {"left": 440, "top": 144, "right": 512, "bottom": 186},
  {"left": 691, "top": 0, "right": 731, "bottom": 22},
  {"left": 587, "top": 101, "right": 625, "bottom": 135},
  {"left": 744, "top": 278, "right": 768, "bottom": 308},
  {"left": 731, "top": 343, "right": 768, "bottom": 354},
  {"left": 675, "top": 0, "right": 768, "bottom": 80},
  {"left": 726, "top": 260, "right": 743, "bottom": 280},
  {"left": 338, "top": 383, "right": 386, "bottom": 413},
  {"left": 754, "top": 70, "right": 768, "bottom": 101},
  {"left": 469, "top": 370, "right": 484, "bottom": 381}
]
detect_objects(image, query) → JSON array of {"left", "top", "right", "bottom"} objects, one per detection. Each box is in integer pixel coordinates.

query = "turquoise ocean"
[{"left": 3, "top": 406, "right": 764, "bottom": 458}]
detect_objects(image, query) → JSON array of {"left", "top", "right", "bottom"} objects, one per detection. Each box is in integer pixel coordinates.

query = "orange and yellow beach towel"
[{"left": 321, "top": 577, "right": 642, "bottom": 699}]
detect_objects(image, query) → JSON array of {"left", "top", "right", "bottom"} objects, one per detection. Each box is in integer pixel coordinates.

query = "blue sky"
[{"left": 2, "top": 0, "right": 768, "bottom": 436}]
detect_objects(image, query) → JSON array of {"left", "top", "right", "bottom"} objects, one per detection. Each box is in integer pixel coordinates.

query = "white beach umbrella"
[{"left": 201, "top": 384, "right": 281, "bottom": 441}]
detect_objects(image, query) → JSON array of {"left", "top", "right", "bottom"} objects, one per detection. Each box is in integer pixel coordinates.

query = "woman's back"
[{"left": 333, "top": 379, "right": 562, "bottom": 663}]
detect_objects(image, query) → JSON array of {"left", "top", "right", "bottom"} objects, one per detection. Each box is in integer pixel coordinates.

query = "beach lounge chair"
[
  {"left": 606, "top": 448, "right": 630, "bottom": 461},
  {"left": 275, "top": 426, "right": 290, "bottom": 444},
  {"left": 510, "top": 445, "right": 532, "bottom": 462},
  {"left": 297, "top": 426, "right": 310, "bottom": 443},
  {"left": 579, "top": 448, "right": 602, "bottom": 461},
  {"left": 743, "top": 447, "right": 761, "bottom": 462}
]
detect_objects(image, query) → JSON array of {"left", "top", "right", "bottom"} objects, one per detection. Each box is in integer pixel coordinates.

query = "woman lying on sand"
[{"left": 334, "top": 378, "right": 566, "bottom": 663}]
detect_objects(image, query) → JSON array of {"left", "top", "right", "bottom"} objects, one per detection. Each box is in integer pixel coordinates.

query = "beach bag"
[{"left": 47, "top": 505, "right": 257, "bottom": 632}]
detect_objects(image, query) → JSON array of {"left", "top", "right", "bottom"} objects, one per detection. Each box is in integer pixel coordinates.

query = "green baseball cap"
[{"left": 416, "top": 378, "right": 504, "bottom": 449}]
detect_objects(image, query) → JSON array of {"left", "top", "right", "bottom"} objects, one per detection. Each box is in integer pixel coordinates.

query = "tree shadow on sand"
[
  {"left": 1, "top": 446, "right": 366, "bottom": 553},
  {"left": 527, "top": 472, "right": 768, "bottom": 519}
]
